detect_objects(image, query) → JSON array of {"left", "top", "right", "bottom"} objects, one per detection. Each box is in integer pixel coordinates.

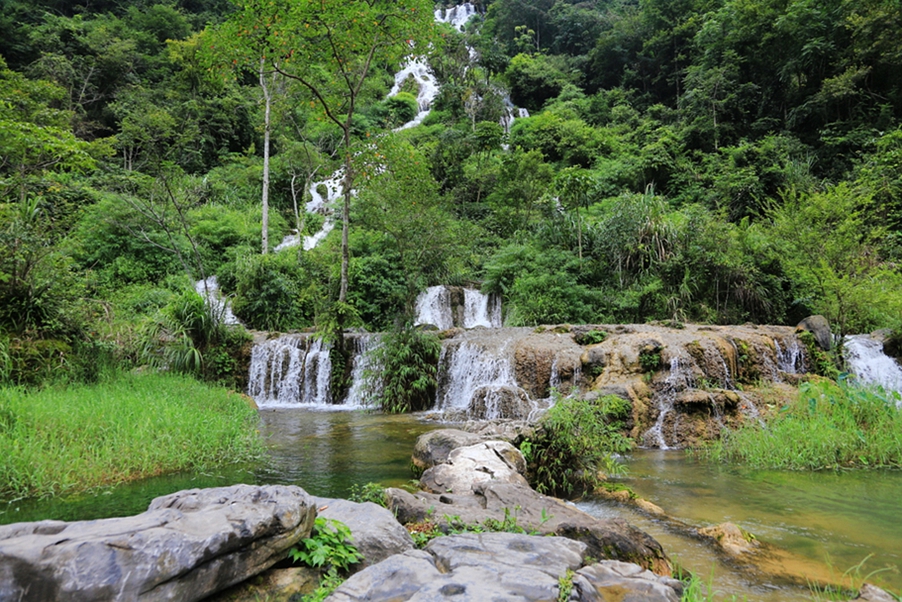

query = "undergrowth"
[
  {"left": 405, "top": 506, "right": 550, "bottom": 548},
  {"left": 289, "top": 517, "right": 363, "bottom": 602},
  {"left": 0, "top": 372, "right": 262, "bottom": 500},
  {"left": 699, "top": 377, "right": 902, "bottom": 469}
]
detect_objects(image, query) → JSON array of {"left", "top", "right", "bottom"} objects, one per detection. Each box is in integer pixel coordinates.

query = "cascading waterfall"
[
  {"left": 435, "top": 330, "right": 537, "bottom": 420},
  {"left": 274, "top": 171, "right": 342, "bottom": 253},
  {"left": 843, "top": 335, "right": 902, "bottom": 399},
  {"left": 345, "top": 334, "right": 383, "bottom": 408},
  {"left": 414, "top": 286, "right": 454, "bottom": 330},
  {"left": 194, "top": 276, "right": 241, "bottom": 326},
  {"left": 434, "top": 2, "right": 477, "bottom": 31},
  {"left": 463, "top": 287, "right": 502, "bottom": 328},
  {"left": 775, "top": 336, "right": 805, "bottom": 374},
  {"left": 642, "top": 357, "right": 695, "bottom": 450},
  {"left": 247, "top": 335, "right": 332, "bottom": 408}
]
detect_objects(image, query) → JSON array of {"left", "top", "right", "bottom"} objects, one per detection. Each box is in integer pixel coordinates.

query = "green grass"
[
  {"left": 700, "top": 378, "right": 902, "bottom": 470},
  {"left": 0, "top": 372, "right": 263, "bottom": 500}
]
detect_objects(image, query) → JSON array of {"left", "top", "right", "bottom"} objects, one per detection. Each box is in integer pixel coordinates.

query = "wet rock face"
[{"left": 0, "top": 485, "right": 316, "bottom": 602}]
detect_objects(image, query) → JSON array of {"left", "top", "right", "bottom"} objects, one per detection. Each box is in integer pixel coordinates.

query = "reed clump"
[
  {"left": 701, "top": 378, "right": 902, "bottom": 470},
  {"left": 0, "top": 372, "right": 262, "bottom": 501}
]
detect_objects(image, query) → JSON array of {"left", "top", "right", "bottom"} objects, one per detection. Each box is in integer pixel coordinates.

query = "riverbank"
[{"left": 0, "top": 372, "right": 262, "bottom": 501}]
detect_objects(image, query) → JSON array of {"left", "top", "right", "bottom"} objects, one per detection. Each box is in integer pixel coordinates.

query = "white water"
[
  {"left": 463, "top": 287, "right": 502, "bottom": 328},
  {"left": 274, "top": 171, "right": 343, "bottom": 253},
  {"left": 844, "top": 335, "right": 902, "bottom": 399},
  {"left": 775, "top": 336, "right": 805, "bottom": 374},
  {"left": 247, "top": 335, "right": 333, "bottom": 408},
  {"left": 345, "top": 334, "right": 383, "bottom": 408},
  {"left": 434, "top": 2, "right": 477, "bottom": 31},
  {"left": 194, "top": 276, "right": 241, "bottom": 326},
  {"left": 642, "top": 357, "right": 695, "bottom": 450},
  {"left": 414, "top": 286, "right": 455, "bottom": 330},
  {"left": 414, "top": 285, "right": 501, "bottom": 329},
  {"left": 436, "top": 333, "right": 536, "bottom": 420}
]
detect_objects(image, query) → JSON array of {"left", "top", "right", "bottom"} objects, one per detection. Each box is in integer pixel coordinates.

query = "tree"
[{"left": 211, "top": 0, "right": 434, "bottom": 304}]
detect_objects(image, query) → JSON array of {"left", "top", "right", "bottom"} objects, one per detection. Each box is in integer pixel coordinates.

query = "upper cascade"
[
  {"left": 434, "top": 2, "right": 478, "bottom": 32},
  {"left": 194, "top": 276, "right": 242, "bottom": 326},
  {"left": 843, "top": 334, "right": 902, "bottom": 400},
  {"left": 414, "top": 285, "right": 502, "bottom": 330}
]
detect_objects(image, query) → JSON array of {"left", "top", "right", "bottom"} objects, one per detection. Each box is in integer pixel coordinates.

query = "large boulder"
[
  {"left": 328, "top": 532, "right": 682, "bottom": 602},
  {"left": 411, "top": 429, "right": 486, "bottom": 472},
  {"left": 419, "top": 441, "right": 529, "bottom": 494},
  {"left": 312, "top": 497, "right": 414, "bottom": 568},
  {"left": 387, "top": 481, "right": 672, "bottom": 575},
  {"left": 797, "top": 315, "right": 833, "bottom": 351},
  {"left": 0, "top": 484, "right": 316, "bottom": 602}
]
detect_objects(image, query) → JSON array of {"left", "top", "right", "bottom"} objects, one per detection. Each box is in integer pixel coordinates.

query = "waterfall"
[
  {"left": 642, "top": 357, "right": 695, "bottom": 450},
  {"left": 435, "top": 330, "right": 537, "bottom": 420},
  {"left": 775, "top": 336, "right": 805, "bottom": 374},
  {"left": 414, "top": 286, "right": 454, "bottom": 330},
  {"left": 414, "top": 285, "right": 501, "bottom": 329},
  {"left": 194, "top": 276, "right": 241, "bottom": 326},
  {"left": 463, "top": 288, "right": 502, "bottom": 328},
  {"left": 345, "top": 334, "right": 383, "bottom": 408},
  {"left": 274, "top": 171, "right": 343, "bottom": 253},
  {"left": 434, "top": 2, "right": 477, "bottom": 31},
  {"left": 247, "top": 335, "right": 332, "bottom": 407},
  {"left": 844, "top": 335, "right": 902, "bottom": 398}
]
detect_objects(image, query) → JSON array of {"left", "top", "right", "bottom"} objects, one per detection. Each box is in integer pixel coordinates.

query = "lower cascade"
[{"left": 844, "top": 334, "right": 902, "bottom": 399}]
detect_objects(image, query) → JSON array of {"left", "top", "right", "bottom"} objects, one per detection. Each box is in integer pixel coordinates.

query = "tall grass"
[
  {"left": 0, "top": 372, "right": 262, "bottom": 501},
  {"left": 701, "top": 378, "right": 902, "bottom": 469}
]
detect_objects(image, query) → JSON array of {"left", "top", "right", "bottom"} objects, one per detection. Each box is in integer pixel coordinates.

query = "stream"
[{"left": 3, "top": 410, "right": 900, "bottom": 600}]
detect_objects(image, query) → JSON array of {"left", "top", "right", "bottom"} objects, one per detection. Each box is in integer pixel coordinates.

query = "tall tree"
[{"left": 210, "top": 0, "right": 434, "bottom": 300}]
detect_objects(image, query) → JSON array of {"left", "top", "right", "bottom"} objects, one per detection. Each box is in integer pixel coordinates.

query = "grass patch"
[
  {"left": 0, "top": 372, "right": 262, "bottom": 501},
  {"left": 699, "top": 378, "right": 902, "bottom": 470}
]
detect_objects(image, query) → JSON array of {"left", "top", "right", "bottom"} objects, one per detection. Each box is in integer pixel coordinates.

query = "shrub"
[
  {"left": 370, "top": 324, "right": 441, "bottom": 413},
  {"left": 520, "top": 394, "right": 633, "bottom": 498},
  {"left": 231, "top": 252, "right": 310, "bottom": 331}
]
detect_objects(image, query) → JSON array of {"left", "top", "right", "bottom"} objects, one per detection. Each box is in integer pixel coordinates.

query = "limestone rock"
[
  {"left": 0, "top": 484, "right": 316, "bottom": 602},
  {"left": 328, "top": 533, "right": 681, "bottom": 602},
  {"left": 797, "top": 315, "right": 833, "bottom": 351},
  {"left": 576, "top": 560, "right": 683, "bottom": 602},
  {"left": 387, "top": 481, "right": 672, "bottom": 575},
  {"left": 419, "top": 441, "right": 529, "bottom": 494},
  {"left": 697, "top": 522, "right": 759, "bottom": 558},
  {"left": 856, "top": 583, "right": 899, "bottom": 602},
  {"left": 313, "top": 497, "right": 414, "bottom": 568},
  {"left": 411, "top": 429, "right": 485, "bottom": 472}
]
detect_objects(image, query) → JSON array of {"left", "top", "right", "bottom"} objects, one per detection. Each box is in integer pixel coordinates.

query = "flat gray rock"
[
  {"left": 419, "top": 441, "right": 529, "bottom": 494},
  {"left": 326, "top": 533, "right": 682, "bottom": 602},
  {"left": 0, "top": 484, "right": 316, "bottom": 602},
  {"left": 313, "top": 497, "right": 414, "bottom": 568}
]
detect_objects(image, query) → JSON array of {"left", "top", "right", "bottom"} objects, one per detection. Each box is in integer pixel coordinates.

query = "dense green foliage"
[
  {"left": 701, "top": 379, "right": 902, "bottom": 469},
  {"left": 0, "top": 372, "right": 262, "bottom": 500},
  {"left": 1, "top": 0, "right": 902, "bottom": 390},
  {"left": 520, "top": 393, "right": 633, "bottom": 498},
  {"left": 370, "top": 325, "right": 442, "bottom": 414}
]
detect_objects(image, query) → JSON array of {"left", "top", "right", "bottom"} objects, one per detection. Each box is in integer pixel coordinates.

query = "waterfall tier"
[
  {"left": 844, "top": 334, "right": 902, "bottom": 399},
  {"left": 414, "top": 285, "right": 502, "bottom": 330},
  {"left": 194, "top": 276, "right": 241, "bottom": 326}
]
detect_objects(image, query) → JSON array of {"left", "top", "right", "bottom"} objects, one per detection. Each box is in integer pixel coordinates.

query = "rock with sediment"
[
  {"left": 419, "top": 440, "right": 530, "bottom": 494},
  {"left": 0, "top": 484, "right": 316, "bottom": 602},
  {"left": 411, "top": 428, "right": 486, "bottom": 471},
  {"left": 313, "top": 497, "right": 414, "bottom": 568},
  {"left": 327, "top": 532, "right": 682, "bottom": 602},
  {"left": 387, "top": 481, "right": 672, "bottom": 575}
]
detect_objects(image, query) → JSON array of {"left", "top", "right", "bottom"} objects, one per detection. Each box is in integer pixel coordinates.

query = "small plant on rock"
[{"left": 289, "top": 517, "right": 363, "bottom": 601}]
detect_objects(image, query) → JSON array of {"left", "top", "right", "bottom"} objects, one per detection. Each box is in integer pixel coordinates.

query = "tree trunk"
[
  {"left": 339, "top": 126, "right": 352, "bottom": 304},
  {"left": 260, "top": 59, "right": 272, "bottom": 255}
]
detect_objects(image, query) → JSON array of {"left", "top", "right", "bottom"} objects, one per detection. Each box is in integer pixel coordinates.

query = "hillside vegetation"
[{"left": 1, "top": 0, "right": 900, "bottom": 386}]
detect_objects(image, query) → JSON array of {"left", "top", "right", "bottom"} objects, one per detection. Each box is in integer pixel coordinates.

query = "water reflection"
[
  {"left": 577, "top": 449, "right": 902, "bottom": 599},
  {"left": 0, "top": 409, "right": 435, "bottom": 525}
]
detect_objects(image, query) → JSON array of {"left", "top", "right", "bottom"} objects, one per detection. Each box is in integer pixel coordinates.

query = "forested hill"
[{"left": 1, "top": 0, "right": 900, "bottom": 386}]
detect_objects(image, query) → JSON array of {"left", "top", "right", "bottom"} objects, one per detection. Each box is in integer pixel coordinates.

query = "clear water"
[
  {"left": 578, "top": 450, "right": 902, "bottom": 599},
  {"left": 0, "top": 410, "right": 434, "bottom": 525},
  {"left": 4, "top": 414, "right": 900, "bottom": 601}
]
